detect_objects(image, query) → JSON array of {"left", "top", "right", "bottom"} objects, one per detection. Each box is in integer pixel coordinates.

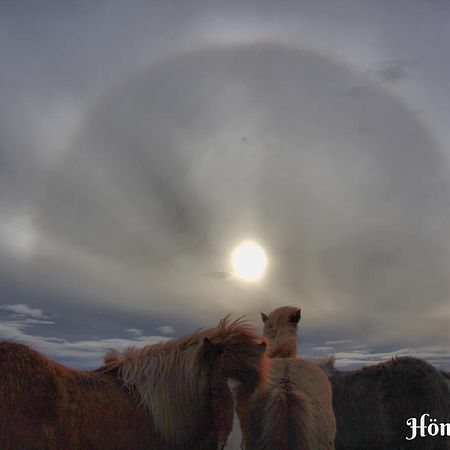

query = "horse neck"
[{"left": 269, "top": 328, "right": 297, "bottom": 358}]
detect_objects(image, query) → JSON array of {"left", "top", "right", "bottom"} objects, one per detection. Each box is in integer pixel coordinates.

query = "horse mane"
[
  {"left": 98, "top": 317, "right": 264, "bottom": 444},
  {"left": 316, "top": 354, "right": 336, "bottom": 376},
  {"left": 268, "top": 337, "right": 297, "bottom": 358}
]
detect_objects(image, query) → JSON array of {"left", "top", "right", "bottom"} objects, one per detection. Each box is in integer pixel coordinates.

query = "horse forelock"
[
  {"left": 213, "top": 317, "right": 262, "bottom": 348},
  {"left": 212, "top": 318, "right": 269, "bottom": 390}
]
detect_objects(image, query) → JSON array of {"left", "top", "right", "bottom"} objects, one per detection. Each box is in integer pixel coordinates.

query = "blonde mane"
[{"left": 101, "top": 317, "right": 262, "bottom": 445}]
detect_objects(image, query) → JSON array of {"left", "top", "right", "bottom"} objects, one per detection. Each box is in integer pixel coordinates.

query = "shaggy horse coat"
[
  {"left": 0, "top": 318, "right": 268, "bottom": 450},
  {"left": 441, "top": 370, "right": 450, "bottom": 392},
  {"left": 243, "top": 356, "right": 336, "bottom": 450},
  {"left": 325, "top": 357, "right": 450, "bottom": 450},
  {"left": 235, "top": 306, "right": 335, "bottom": 449},
  {"left": 262, "top": 306, "right": 450, "bottom": 450}
]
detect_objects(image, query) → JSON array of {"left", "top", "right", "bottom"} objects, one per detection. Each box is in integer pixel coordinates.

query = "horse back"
[
  {"left": 0, "top": 342, "right": 57, "bottom": 448},
  {"left": 332, "top": 357, "right": 450, "bottom": 450},
  {"left": 276, "top": 358, "right": 336, "bottom": 448},
  {"left": 248, "top": 357, "right": 335, "bottom": 449},
  {"left": 0, "top": 341, "right": 157, "bottom": 450}
]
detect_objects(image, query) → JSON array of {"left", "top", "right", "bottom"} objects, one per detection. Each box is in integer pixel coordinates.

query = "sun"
[{"left": 231, "top": 241, "right": 268, "bottom": 281}]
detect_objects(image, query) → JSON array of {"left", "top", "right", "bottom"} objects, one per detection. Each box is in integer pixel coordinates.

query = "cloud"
[
  {"left": 324, "top": 339, "right": 353, "bottom": 345},
  {"left": 155, "top": 325, "right": 175, "bottom": 335},
  {"left": 323, "top": 345, "right": 450, "bottom": 370},
  {"left": 0, "top": 304, "right": 169, "bottom": 368},
  {"left": 125, "top": 328, "right": 143, "bottom": 337},
  {"left": 0, "top": 303, "right": 49, "bottom": 319},
  {"left": 339, "top": 60, "right": 413, "bottom": 97},
  {"left": 374, "top": 60, "right": 413, "bottom": 84},
  {"left": 312, "top": 346, "right": 335, "bottom": 352}
]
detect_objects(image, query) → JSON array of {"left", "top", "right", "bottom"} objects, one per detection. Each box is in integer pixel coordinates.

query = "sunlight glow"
[{"left": 231, "top": 241, "right": 268, "bottom": 281}]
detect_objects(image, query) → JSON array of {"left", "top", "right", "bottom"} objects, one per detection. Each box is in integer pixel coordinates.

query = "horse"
[
  {"left": 441, "top": 370, "right": 450, "bottom": 392},
  {"left": 262, "top": 306, "right": 450, "bottom": 450},
  {"left": 325, "top": 356, "right": 450, "bottom": 450},
  {"left": 233, "top": 306, "right": 335, "bottom": 449},
  {"left": 0, "top": 317, "right": 268, "bottom": 450},
  {"left": 237, "top": 356, "right": 336, "bottom": 450}
]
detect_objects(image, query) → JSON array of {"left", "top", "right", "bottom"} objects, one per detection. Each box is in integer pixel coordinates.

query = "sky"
[{"left": 1, "top": 0, "right": 450, "bottom": 371}]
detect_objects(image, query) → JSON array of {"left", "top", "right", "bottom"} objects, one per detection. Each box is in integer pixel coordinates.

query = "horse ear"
[
  {"left": 289, "top": 308, "right": 301, "bottom": 324},
  {"left": 257, "top": 341, "right": 267, "bottom": 354},
  {"left": 203, "top": 337, "right": 222, "bottom": 360},
  {"left": 261, "top": 313, "right": 269, "bottom": 323}
]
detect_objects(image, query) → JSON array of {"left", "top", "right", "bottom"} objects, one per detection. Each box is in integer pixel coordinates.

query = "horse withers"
[{"left": 0, "top": 317, "right": 268, "bottom": 450}]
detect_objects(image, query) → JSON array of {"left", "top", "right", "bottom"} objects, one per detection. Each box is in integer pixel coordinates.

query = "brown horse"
[
  {"left": 233, "top": 306, "right": 335, "bottom": 449},
  {"left": 441, "top": 370, "right": 450, "bottom": 391},
  {"left": 325, "top": 356, "right": 450, "bottom": 450},
  {"left": 262, "top": 306, "right": 450, "bottom": 450},
  {"left": 0, "top": 317, "right": 268, "bottom": 450}
]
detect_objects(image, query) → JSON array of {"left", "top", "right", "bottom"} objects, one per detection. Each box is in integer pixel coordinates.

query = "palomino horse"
[
  {"left": 262, "top": 306, "right": 450, "bottom": 450},
  {"left": 0, "top": 317, "right": 268, "bottom": 450},
  {"left": 233, "top": 306, "right": 335, "bottom": 449}
]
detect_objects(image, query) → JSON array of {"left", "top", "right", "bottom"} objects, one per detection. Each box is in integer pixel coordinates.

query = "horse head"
[
  {"left": 261, "top": 305, "right": 301, "bottom": 340},
  {"left": 202, "top": 318, "right": 268, "bottom": 449},
  {"left": 261, "top": 306, "right": 300, "bottom": 358}
]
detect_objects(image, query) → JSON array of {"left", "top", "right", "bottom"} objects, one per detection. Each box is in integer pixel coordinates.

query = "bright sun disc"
[{"left": 231, "top": 241, "right": 268, "bottom": 281}]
